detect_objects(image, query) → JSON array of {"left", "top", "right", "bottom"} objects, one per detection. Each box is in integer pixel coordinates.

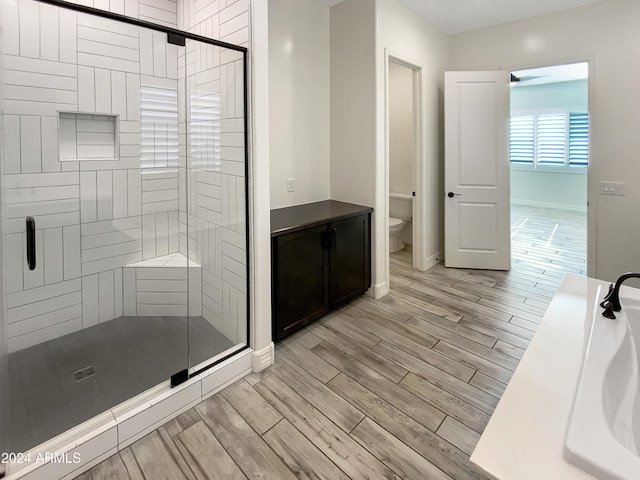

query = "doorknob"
[{"left": 447, "top": 192, "right": 462, "bottom": 198}]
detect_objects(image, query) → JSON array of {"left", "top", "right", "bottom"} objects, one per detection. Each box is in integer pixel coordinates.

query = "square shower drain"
[{"left": 73, "top": 366, "right": 96, "bottom": 382}]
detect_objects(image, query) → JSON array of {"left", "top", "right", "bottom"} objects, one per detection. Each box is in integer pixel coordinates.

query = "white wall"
[
  {"left": 330, "top": 0, "right": 376, "bottom": 209},
  {"left": 330, "top": 0, "right": 380, "bottom": 292},
  {"left": 511, "top": 79, "right": 587, "bottom": 110},
  {"left": 450, "top": 0, "right": 640, "bottom": 281},
  {"left": 511, "top": 170, "right": 587, "bottom": 210},
  {"left": 250, "top": 0, "right": 274, "bottom": 369},
  {"left": 269, "top": 0, "right": 330, "bottom": 209},
  {"left": 389, "top": 61, "right": 414, "bottom": 196},
  {"left": 511, "top": 79, "right": 588, "bottom": 210},
  {"left": 376, "top": 0, "right": 449, "bottom": 284}
]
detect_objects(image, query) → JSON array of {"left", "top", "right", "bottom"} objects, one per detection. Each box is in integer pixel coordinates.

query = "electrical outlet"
[
  {"left": 601, "top": 181, "right": 625, "bottom": 196},
  {"left": 287, "top": 178, "right": 295, "bottom": 192}
]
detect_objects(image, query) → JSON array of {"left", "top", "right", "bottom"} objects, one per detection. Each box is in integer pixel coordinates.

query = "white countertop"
[{"left": 470, "top": 273, "right": 606, "bottom": 480}]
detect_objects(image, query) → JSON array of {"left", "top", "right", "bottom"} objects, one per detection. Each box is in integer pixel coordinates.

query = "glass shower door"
[
  {"left": 184, "top": 39, "right": 248, "bottom": 371},
  {"left": 1, "top": 0, "right": 193, "bottom": 454}
]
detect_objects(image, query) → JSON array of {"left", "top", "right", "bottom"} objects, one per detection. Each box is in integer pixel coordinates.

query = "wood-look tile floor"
[{"left": 75, "top": 205, "right": 586, "bottom": 480}]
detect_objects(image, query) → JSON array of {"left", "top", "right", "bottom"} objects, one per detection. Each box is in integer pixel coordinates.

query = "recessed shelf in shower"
[{"left": 58, "top": 112, "right": 119, "bottom": 162}]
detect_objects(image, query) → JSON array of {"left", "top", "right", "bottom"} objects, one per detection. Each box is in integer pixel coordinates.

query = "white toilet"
[{"left": 389, "top": 193, "right": 412, "bottom": 253}]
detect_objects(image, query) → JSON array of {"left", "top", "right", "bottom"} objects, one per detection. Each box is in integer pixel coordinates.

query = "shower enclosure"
[{"left": 0, "top": 0, "right": 249, "bottom": 462}]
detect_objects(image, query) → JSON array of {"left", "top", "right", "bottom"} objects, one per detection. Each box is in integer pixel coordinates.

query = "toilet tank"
[{"left": 389, "top": 192, "right": 412, "bottom": 220}]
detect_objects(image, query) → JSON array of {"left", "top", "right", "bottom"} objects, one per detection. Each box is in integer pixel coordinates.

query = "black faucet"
[{"left": 600, "top": 272, "right": 640, "bottom": 319}]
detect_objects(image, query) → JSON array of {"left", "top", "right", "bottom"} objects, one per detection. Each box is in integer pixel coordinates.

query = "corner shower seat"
[{"left": 123, "top": 252, "right": 202, "bottom": 317}]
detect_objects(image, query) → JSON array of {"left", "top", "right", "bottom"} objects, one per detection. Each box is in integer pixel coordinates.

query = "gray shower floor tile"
[{"left": 8, "top": 316, "right": 234, "bottom": 453}]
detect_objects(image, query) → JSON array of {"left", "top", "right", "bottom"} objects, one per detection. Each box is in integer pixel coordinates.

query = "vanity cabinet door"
[
  {"left": 329, "top": 213, "right": 371, "bottom": 309},
  {"left": 272, "top": 225, "right": 329, "bottom": 341}
]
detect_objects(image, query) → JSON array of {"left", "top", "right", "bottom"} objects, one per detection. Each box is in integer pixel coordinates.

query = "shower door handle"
[{"left": 26, "top": 216, "right": 36, "bottom": 271}]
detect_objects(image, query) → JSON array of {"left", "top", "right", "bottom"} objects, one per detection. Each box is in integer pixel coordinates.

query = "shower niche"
[
  {"left": 0, "top": 0, "right": 250, "bottom": 466},
  {"left": 58, "top": 112, "right": 119, "bottom": 162}
]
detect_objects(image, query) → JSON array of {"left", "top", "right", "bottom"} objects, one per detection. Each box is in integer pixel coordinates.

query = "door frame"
[
  {"left": 503, "top": 57, "right": 595, "bottom": 277},
  {"left": 384, "top": 50, "right": 425, "bottom": 276}
]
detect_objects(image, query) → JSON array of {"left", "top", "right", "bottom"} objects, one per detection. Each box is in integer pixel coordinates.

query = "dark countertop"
[{"left": 271, "top": 200, "right": 373, "bottom": 237}]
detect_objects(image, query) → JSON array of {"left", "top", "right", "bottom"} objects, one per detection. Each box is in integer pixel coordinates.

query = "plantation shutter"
[
  {"left": 536, "top": 113, "right": 566, "bottom": 165},
  {"left": 569, "top": 112, "right": 589, "bottom": 167},
  {"left": 140, "top": 85, "right": 179, "bottom": 169},
  {"left": 509, "top": 115, "right": 534, "bottom": 165}
]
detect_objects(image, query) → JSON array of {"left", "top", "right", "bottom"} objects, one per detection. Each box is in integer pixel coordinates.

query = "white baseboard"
[
  {"left": 374, "top": 281, "right": 389, "bottom": 299},
  {"left": 511, "top": 199, "right": 587, "bottom": 213},
  {"left": 252, "top": 342, "right": 274, "bottom": 372},
  {"left": 422, "top": 251, "right": 442, "bottom": 271}
]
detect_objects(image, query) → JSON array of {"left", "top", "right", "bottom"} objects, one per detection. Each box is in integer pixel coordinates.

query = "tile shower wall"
[
  {"left": 2, "top": 0, "right": 249, "bottom": 352},
  {"left": 1, "top": 0, "right": 182, "bottom": 352}
]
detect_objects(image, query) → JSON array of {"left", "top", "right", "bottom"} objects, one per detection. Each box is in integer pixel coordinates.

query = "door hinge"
[{"left": 167, "top": 33, "right": 186, "bottom": 46}]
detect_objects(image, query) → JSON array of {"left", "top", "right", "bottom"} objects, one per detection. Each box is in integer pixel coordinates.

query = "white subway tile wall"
[{"left": 2, "top": 0, "right": 249, "bottom": 353}]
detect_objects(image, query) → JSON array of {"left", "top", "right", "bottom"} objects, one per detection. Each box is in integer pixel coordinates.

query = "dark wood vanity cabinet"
[{"left": 271, "top": 201, "right": 372, "bottom": 341}]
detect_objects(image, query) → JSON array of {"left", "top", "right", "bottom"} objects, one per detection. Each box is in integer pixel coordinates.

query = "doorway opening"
[
  {"left": 509, "top": 62, "right": 589, "bottom": 278},
  {"left": 387, "top": 57, "right": 420, "bottom": 274}
]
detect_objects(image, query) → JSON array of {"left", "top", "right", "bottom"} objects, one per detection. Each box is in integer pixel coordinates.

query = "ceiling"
[{"left": 313, "top": 0, "right": 608, "bottom": 34}]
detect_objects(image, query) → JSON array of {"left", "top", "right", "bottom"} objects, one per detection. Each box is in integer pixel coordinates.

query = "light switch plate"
[{"left": 601, "top": 181, "right": 625, "bottom": 196}]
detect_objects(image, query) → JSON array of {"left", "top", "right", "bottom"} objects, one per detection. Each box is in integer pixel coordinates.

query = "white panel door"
[{"left": 444, "top": 71, "right": 510, "bottom": 270}]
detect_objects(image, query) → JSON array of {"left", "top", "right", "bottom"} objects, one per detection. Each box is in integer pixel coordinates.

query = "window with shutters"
[
  {"left": 140, "top": 85, "right": 179, "bottom": 169},
  {"left": 509, "top": 110, "right": 589, "bottom": 170}
]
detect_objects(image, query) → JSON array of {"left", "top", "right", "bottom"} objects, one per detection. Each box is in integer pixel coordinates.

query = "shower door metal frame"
[
  {"left": 33, "top": 0, "right": 252, "bottom": 378},
  {"left": 0, "top": 21, "right": 9, "bottom": 478}
]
